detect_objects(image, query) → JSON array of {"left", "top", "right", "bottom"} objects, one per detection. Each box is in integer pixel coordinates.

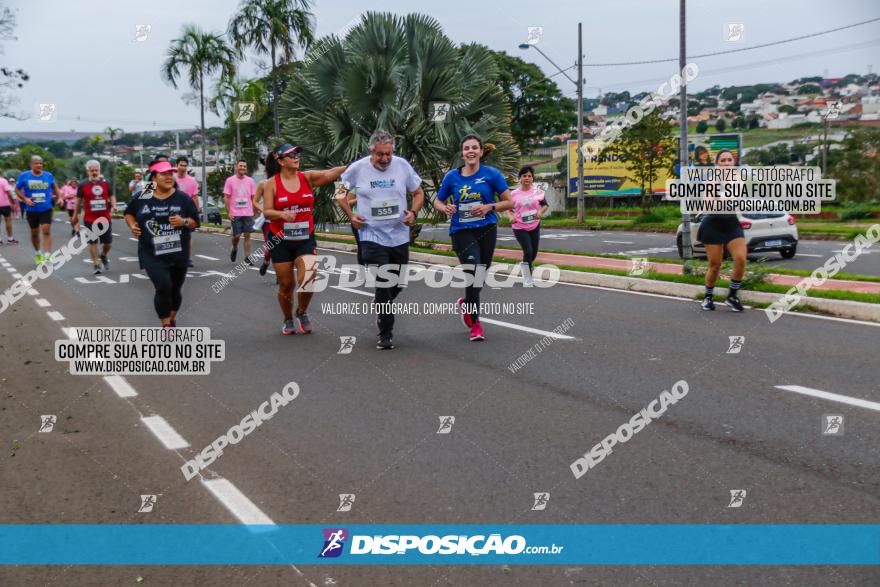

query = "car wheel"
[{"left": 780, "top": 245, "right": 796, "bottom": 259}]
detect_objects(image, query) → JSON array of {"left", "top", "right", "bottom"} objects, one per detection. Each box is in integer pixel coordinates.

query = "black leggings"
[
  {"left": 143, "top": 259, "right": 188, "bottom": 319},
  {"left": 513, "top": 226, "right": 540, "bottom": 269},
  {"left": 451, "top": 224, "right": 497, "bottom": 324},
  {"left": 351, "top": 223, "right": 363, "bottom": 265}
]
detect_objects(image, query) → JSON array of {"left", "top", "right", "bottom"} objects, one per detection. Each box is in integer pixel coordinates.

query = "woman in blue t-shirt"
[{"left": 433, "top": 134, "right": 513, "bottom": 342}]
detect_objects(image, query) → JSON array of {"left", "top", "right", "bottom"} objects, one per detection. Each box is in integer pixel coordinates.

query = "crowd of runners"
[{"left": 1, "top": 129, "right": 746, "bottom": 349}]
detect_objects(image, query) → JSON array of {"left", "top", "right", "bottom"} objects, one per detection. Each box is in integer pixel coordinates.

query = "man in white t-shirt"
[
  {"left": 338, "top": 129, "right": 424, "bottom": 350},
  {"left": 223, "top": 159, "right": 257, "bottom": 264}
]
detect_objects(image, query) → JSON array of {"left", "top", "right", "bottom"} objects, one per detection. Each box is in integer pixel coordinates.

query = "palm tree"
[
  {"left": 228, "top": 0, "right": 315, "bottom": 139},
  {"left": 209, "top": 76, "right": 248, "bottom": 160},
  {"left": 162, "top": 25, "right": 236, "bottom": 221},
  {"left": 279, "top": 12, "right": 518, "bottom": 224},
  {"left": 104, "top": 126, "right": 122, "bottom": 194}
]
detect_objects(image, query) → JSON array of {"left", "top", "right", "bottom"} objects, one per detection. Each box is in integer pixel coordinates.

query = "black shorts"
[
  {"left": 26, "top": 210, "right": 53, "bottom": 229},
  {"left": 697, "top": 217, "right": 744, "bottom": 245},
  {"left": 85, "top": 220, "right": 113, "bottom": 244},
  {"left": 270, "top": 234, "right": 317, "bottom": 263},
  {"left": 67, "top": 209, "right": 75, "bottom": 218},
  {"left": 0, "top": 206, "right": 10, "bottom": 217}
]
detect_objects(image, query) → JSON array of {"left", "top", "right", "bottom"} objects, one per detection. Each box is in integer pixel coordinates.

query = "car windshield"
[{"left": 742, "top": 213, "right": 786, "bottom": 220}]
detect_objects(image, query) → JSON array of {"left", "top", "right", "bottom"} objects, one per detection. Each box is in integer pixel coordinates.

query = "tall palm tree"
[
  {"left": 279, "top": 12, "right": 518, "bottom": 224},
  {"left": 209, "top": 76, "right": 248, "bottom": 160},
  {"left": 104, "top": 126, "right": 122, "bottom": 193},
  {"left": 162, "top": 25, "right": 236, "bottom": 222},
  {"left": 228, "top": 0, "right": 315, "bottom": 139}
]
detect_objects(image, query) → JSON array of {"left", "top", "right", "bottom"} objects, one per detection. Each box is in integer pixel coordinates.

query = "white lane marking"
[
  {"left": 11, "top": 272, "right": 22, "bottom": 278},
  {"left": 795, "top": 253, "right": 824, "bottom": 258},
  {"left": 331, "top": 285, "right": 372, "bottom": 297},
  {"left": 129, "top": 238, "right": 138, "bottom": 242},
  {"left": 112, "top": 233, "right": 120, "bottom": 237},
  {"left": 62, "top": 327, "right": 78, "bottom": 340},
  {"left": 35, "top": 298, "right": 51, "bottom": 307},
  {"left": 479, "top": 317, "right": 576, "bottom": 340},
  {"left": 47, "top": 311, "right": 65, "bottom": 321},
  {"left": 141, "top": 415, "right": 189, "bottom": 449},
  {"left": 195, "top": 254, "right": 219, "bottom": 261},
  {"left": 775, "top": 310, "right": 880, "bottom": 328},
  {"left": 775, "top": 385, "right": 880, "bottom": 412},
  {"left": 26, "top": 288, "right": 38, "bottom": 296},
  {"left": 201, "top": 478, "right": 275, "bottom": 525},
  {"left": 104, "top": 375, "right": 137, "bottom": 398},
  {"left": 603, "top": 240, "right": 633, "bottom": 244}
]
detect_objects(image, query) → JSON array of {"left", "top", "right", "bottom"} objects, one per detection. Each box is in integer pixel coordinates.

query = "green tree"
[
  {"left": 715, "top": 118, "right": 727, "bottom": 133},
  {"left": 695, "top": 120, "right": 708, "bottom": 134},
  {"left": 104, "top": 127, "right": 123, "bottom": 194},
  {"left": 210, "top": 75, "right": 248, "bottom": 160},
  {"left": 598, "top": 110, "right": 676, "bottom": 213},
  {"left": 279, "top": 12, "right": 518, "bottom": 224},
  {"left": 779, "top": 104, "right": 797, "bottom": 114},
  {"left": 797, "top": 84, "right": 822, "bottom": 95},
  {"left": 487, "top": 49, "right": 575, "bottom": 154},
  {"left": 732, "top": 116, "right": 746, "bottom": 129},
  {"left": 827, "top": 128, "right": 880, "bottom": 202},
  {"left": 2, "top": 144, "right": 56, "bottom": 170},
  {"left": 162, "top": 24, "right": 237, "bottom": 221},
  {"left": 228, "top": 0, "right": 315, "bottom": 139},
  {"left": 747, "top": 115, "right": 760, "bottom": 129}
]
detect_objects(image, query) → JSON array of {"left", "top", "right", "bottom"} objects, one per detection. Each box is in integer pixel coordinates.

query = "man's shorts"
[
  {"left": 26, "top": 210, "right": 53, "bottom": 229},
  {"left": 84, "top": 220, "right": 113, "bottom": 244},
  {"left": 0, "top": 206, "right": 10, "bottom": 217},
  {"left": 231, "top": 215, "right": 255, "bottom": 236}
]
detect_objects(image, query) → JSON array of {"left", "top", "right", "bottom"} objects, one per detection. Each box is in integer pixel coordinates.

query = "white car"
[{"left": 676, "top": 212, "right": 799, "bottom": 259}]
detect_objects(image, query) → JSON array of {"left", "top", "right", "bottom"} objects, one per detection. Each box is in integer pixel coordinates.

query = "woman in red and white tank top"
[{"left": 263, "top": 143, "right": 347, "bottom": 336}]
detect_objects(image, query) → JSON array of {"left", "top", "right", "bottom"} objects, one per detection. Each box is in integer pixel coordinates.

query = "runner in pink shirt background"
[
  {"left": 507, "top": 165, "right": 549, "bottom": 286},
  {"left": 0, "top": 175, "right": 17, "bottom": 244},
  {"left": 175, "top": 156, "right": 200, "bottom": 267},
  {"left": 223, "top": 159, "right": 257, "bottom": 264},
  {"left": 60, "top": 179, "right": 80, "bottom": 235}
]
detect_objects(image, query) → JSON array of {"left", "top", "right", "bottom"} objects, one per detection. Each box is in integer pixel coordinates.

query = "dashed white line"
[
  {"left": 62, "top": 327, "right": 78, "bottom": 339},
  {"left": 795, "top": 253, "right": 824, "bottom": 258},
  {"left": 47, "top": 311, "right": 65, "bottom": 321},
  {"left": 35, "top": 298, "right": 51, "bottom": 307},
  {"left": 195, "top": 254, "right": 219, "bottom": 261},
  {"left": 603, "top": 240, "right": 633, "bottom": 244},
  {"left": 141, "top": 415, "right": 189, "bottom": 449},
  {"left": 129, "top": 238, "right": 138, "bottom": 242},
  {"left": 104, "top": 375, "right": 138, "bottom": 398},
  {"left": 26, "top": 288, "right": 38, "bottom": 296},
  {"left": 11, "top": 272, "right": 22, "bottom": 278},
  {"left": 775, "top": 385, "right": 880, "bottom": 412},
  {"left": 201, "top": 478, "right": 275, "bottom": 525},
  {"left": 480, "top": 317, "right": 577, "bottom": 340}
]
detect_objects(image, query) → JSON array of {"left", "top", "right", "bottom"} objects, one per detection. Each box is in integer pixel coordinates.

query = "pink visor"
[{"left": 149, "top": 161, "right": 176, "bottom": 174}]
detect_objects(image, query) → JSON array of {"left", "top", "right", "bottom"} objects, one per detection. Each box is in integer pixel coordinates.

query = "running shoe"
[
  {"left": 469, "top": 322, "right": 485, "bottom": 342},
  {"left": 521, "top": 263, "right": 534, "bottom": 287},
  {"left": 245, "top": 257, "right": 254, "bottom": 266},
  {"left": 230, "top": 248, "right": 237, "bottom": 262},
  {"left": 376, "top": 333, "right": 394, "bottom": 350},
  {"left": 725, "top": 295, "right": 744, "bottom": 312},
  {"left": 701, "top": 296, "right": 715, "bottom": 311},
  {"left": 188, "top": 260, "right": 194, "bottom": 268},
  {"left": 93, "top": 265, "right": 101, "bottom": 275},
  {"left": 7, "top": 238, "right": 17, "bottom": 245},
  {"left": 457, "top": 297, "right": 473, "bottom": 329},
  {"left": 296, "top": 310, "right": 312, "bottom": 334},
  {"left": 282, "top": 319, "right": 297, "bottom": 335},
  {"left": 35, "top": 252, "right": 43, "bottom": 264},
  {"left": 101, "top": 255, "right": 109, "bottom": 271},
  {"left": 259, "top": 262, "right": 269, "bottom": 276}
]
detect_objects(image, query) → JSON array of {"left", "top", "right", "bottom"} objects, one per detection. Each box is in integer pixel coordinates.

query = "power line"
[{"left": 586, "top": 16, "right": 880, "bottom": 67}]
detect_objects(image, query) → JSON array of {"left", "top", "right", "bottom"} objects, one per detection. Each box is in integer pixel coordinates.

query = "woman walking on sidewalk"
[
  {"left": 434, "top": 134, "right": 513, "bottom": 341},
  {"left": 263, "top": 143, "right": 347, "bottom": 335},
  {"left": 507, "top": 166, "right": 549, "bottom": 286}
]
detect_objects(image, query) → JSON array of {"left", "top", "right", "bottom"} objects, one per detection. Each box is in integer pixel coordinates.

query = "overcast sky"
[{"left": 1, "top": 0, "right": 878, "bottom": 133}]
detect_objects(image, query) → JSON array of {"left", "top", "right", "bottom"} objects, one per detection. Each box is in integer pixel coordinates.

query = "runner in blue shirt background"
[
  {"left": 15, "top": 155, "right": 60, "bottom": 264},
  {"left": 434, "top": 134, "right": 513, "bottom": 342}
]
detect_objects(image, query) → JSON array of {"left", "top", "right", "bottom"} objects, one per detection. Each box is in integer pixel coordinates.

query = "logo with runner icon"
[
  {"left": 337, "top": 494, "right": 355, "bottom": 512},
  {"left": 319, "top": 528, "right": 348, "bottom": 558}
]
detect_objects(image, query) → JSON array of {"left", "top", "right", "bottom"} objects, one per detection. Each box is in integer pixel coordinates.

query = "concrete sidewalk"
[{"left": 315, "top": 232, "right": 880, "bottom": 295}]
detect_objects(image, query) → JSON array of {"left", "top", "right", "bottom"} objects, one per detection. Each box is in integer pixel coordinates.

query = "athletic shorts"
[
  {"left": 26, "top": 210, "right": 53, "bottom": 229},
  {"left": 84, "top": 220, "right": 113, "bottom": 244},
  {"left": 0, "top": 206, "right": 10, "bottom": 217},
  {"left": 67, "top": 209, "right": 75, "bottom": 217},
  {"left": 231, "top": 215, "right": 255, "bottom": 236},
  {"left": 269, "top": 234, "right": 317, "bottom": 263},
  {"left": 697, "top": 217, "right": 744, "bottom": 245}
]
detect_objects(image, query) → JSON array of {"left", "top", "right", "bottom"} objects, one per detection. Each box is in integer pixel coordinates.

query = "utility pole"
[
  {"left": 679, "top": 0, "right": 693, "bottom": 266},
  {"left": 576, "top": 22, "right": 585, "bottom": 224}
]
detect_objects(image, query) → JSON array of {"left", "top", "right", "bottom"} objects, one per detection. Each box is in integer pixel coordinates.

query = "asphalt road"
[
  {"left": 1, "top": 216, "right": 878, "bottom": 586},
  {"left": 402, "top": 224, "right": 880, "bottom": 277}
]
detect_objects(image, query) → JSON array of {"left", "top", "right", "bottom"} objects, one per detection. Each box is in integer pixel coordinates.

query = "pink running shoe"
[{"left": 469, "top": 322, "right": 484, "bottom": 342}]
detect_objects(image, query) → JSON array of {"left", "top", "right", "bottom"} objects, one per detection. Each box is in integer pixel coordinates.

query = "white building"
[{"left": 766, "top": 113, "right": 807, "bottom": 129}]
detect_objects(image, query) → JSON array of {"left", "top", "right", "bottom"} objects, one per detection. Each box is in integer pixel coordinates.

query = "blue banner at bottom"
[{"left": 1, "top": 525, "right": 878, "bottom": 565}]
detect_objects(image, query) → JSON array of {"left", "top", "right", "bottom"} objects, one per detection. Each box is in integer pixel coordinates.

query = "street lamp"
[{"left": 519, "top": 23, "right": 585, "bottom": 224}]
